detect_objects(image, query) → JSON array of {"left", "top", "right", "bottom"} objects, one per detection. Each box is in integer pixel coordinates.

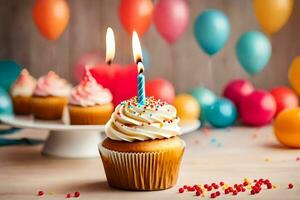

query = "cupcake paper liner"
[
  {"left": 31, "top": 96, "right": 68, "bottom": 120},
  {"left": 99, "top": 140, "right": 185, "bottom": 191}
]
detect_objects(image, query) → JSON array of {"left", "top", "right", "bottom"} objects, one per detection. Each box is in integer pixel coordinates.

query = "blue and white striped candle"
[{"left": 137, "top": 62, "right": 145, "bottom": 105}]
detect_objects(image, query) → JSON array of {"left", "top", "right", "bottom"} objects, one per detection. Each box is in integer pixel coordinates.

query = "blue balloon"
[
  {"left": 0, "top": 60, "right": 21, "bottom": 91},
  {"left": 189, "top": 87, "right": 217, "bottom": 122},
  {"left": 142, "top": 48, "right": 150, "bottom": 69},
  {"left": 236, "top": 31, "right": 272, "bottom": 75},
  {"left": 0, "top": 87, "right": 13, "bottom": 116},
  {"left": 206, "top": 98, "right": 237, "bottom": 128},
  {"left": 194, "top": 9, "right": 231, "bottom": 56}
]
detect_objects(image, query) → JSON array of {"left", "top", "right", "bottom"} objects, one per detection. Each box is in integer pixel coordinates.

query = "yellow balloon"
[
  {"left": 289, "top": 56, "right": 300, "bottom": 96},
  {"left": 173, "top": 94, "right": 200, "bottom": 121},
  {"left": 253, "top": 0, "right": 294, "bottom": 35},
  {"left": 274, "top": 108, "right": 300, "bottom": 148}
]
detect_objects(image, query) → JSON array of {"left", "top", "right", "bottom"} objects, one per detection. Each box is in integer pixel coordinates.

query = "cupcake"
[
  {"left": 31, "top": 71, "right": 71, "bottom": 120},
  {"left": 68, "top": 68, "right": 113, "bottom": 125},
  {"left": 11, "top": 69, "right": 36, "bottom": 115},
  {"left": 99, "top": 96, "right": 185, "bottom": 191}
]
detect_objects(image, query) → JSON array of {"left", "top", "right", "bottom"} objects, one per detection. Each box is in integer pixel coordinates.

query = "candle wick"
[{"left": 107, "top": 60, "right": 112, "bottom": 66}]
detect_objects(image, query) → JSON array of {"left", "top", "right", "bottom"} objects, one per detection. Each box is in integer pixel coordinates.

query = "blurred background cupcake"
[
  {"left": 10, "top": 69, "right": 36, "bottom": 115},
  {"left": 99, "top": 96, "right": 185, "bottom": 191},
  {"left": 68, "top": 67, "right": 113, "bottom": 125},
  {"left": 31, "top": 71, "right": 71, "bottom": 120}
]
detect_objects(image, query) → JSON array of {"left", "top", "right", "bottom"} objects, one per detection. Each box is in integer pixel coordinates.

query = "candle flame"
[
  {"left": 132, "top": 31, "right": 143, "bottom": 64},
  {"left": 137, "top": 62, "right": 144, "bottom": 74},
  {"left": 106, "top": 27, "right": 115, "bottom": 64}
]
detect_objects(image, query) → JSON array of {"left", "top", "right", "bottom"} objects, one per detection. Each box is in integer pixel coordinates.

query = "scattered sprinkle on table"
[
  {"left": 37, "top": 191, "right": 44, "bottom": 196},
  {"left": 177, "top": 178, "right": 294, "bottom": 198}
]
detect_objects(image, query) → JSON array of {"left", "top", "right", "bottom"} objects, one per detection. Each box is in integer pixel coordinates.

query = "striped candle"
[{"left": 137, "top": 62, "right": 145, "bottom": 105}]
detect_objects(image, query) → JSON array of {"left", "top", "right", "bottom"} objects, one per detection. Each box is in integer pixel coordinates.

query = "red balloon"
[
  {"left": 154, "top": 0, "right": 189, "bottom": 43},
  {"left": 119, "top": 0, "right": 154, "bottom": 37},
  {"left": 223, "top": 79, "right": 254, "bottom": 109},
  {"left": 33, "top": 0, "right": 70, "bottom": 40},
  {"left": 240, "top": 90, "right": 276, "bottom": 126},
  {"left": 91, "top": 64, "right": 137, "bottom": 107},
  {"left": 146, "top": 78, "right": 175, "bottom": 104},
  {"left": 270, "top": 86, "right": 299, "bottom": 116}
]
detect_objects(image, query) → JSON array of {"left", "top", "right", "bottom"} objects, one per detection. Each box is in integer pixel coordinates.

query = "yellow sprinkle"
[
  {"left": 201, "top": 194, "right": 205, "bottom": 198},
  {"left": 244, "top": 178, "right": 249, "bottom": 182},
  {"left": 273, "top": 185, "right": 277, "bottom": 189},
  {"left": 265, "top": 158, "right": 271, "bottom": 162},
  {"left": 48, "top": 192, "right": 55, "bottom": 195},
  {"left": 247, "top": 186, "right": 251, "bottom": 190}
]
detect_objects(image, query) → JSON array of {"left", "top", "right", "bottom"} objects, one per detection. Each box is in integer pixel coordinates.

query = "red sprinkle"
[
  {"left": 250, "top": 190, "right": 255, "bottom": 195},
  {"left": 66, "top": 193, "right": 71, "bottom": 198},
  {"left": 210, "top": 193, "right": 216, "bottom": 198},
  {"left": 195, "top": 191, "right": 201, "bottom": 196},
  {"left": 74, "top": 191, "right": 80, "bottom": 197},
  {"left": 37, "top": 191, "right": 44, "bottom": 196},
  {"left": 243, "top": 181, "right": 248, "bottom": 186},
  {"left": 266, "top": 183, "right": 272, "bottom": 189},
  {"left": 178, "top": 188, "right": 184, "bottom": 193},
  {"left": 183, "top": 185, "right": 188, "bottom": 189},
  {"left": 288, "top": 184, "right": 294, "bottom": 189},
  {"left": 213, "top": 184, "right": 219, "bottom": 189},
  {"left": 207, "top": 186, "right": 212, "bottom": 191},
  {"left": 232, "top": 190, "right": 237, "bottom": 196},
  {"left": 216, "top": 191, "right": 221, "bottom": 196},
  {"left": 219, "top": 181, "right": 224, "bottom": 186},
  {"left": 204, "top": 184, "right": 209, "bottom": 188}
]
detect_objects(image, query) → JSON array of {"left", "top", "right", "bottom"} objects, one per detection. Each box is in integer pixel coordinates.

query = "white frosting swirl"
[
  {"left": 11, "top": 69, "right": 36, "bottom": 97},
  {"left": 69, "top": 69, "right": 112, "bottom": 107},
  {"left": 105, "top": 96, "right": 181, "bottom": 142}
]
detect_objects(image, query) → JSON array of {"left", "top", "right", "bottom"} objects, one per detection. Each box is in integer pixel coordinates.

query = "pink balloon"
[
  {"left": 240, "top": 90, "right": 276, "bottom": 126},
  {"left": 73, "top": 51, "right": 105, "bottom": 83},
  {"left": 154, "top": 0, "right": 189, "bottom": 44},
  {"left": 223, "top": 79, "right": 254, "bottom": 109}
]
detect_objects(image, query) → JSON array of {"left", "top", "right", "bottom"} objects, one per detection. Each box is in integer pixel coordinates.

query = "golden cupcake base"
[
  {"left": 99, "top": 137, "right": 185, "bottom": 191},
  {"left": 31, "top": 96, "right": 68, "bottom": 120},
  {"left": 68, "top": 103, "right": 113, "bottom": 125},
  {"left": 12, "top": 96, "right": 32, "bottom": 115}
]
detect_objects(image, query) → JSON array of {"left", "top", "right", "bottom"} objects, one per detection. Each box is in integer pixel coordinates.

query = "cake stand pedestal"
[{"left": 0, "top": 115, "right": 105, "bottom": 158}]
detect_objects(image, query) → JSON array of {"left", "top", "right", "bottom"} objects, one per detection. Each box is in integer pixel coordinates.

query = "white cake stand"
[{"left": 0, "top": 115, "right": 200, "bottom": 159}]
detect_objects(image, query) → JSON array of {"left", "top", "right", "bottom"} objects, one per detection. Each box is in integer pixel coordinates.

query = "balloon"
[
  {"left": 119, "top": 0, "right": 154, "bottom": 37},
  {"left": 189, "top": 87, "right": 217, "bottom": 121},
  {"left": 194, "top": 9, "right": 231, "bottom": 56},
  {"left": 32, "top": 0, "right": 70, "bottom": 40},
  {"left": 154, "top": 0, "right": 189, "bottom": 44},
  {"left": 206, "top": 98, "right": 237, "bottom": 128},
  {"left": 173, "top": 93, "right": 200, "bottom": 121},
  {"left": 0, "top": 60, "right": 21, "bottom": 91},
  {"left": 274, "top": 108, "right": 300, "bottom": 148},
  {"left": 0, "top": 87, "right": 13, "bottom": 116},
  {"left": 253, "top": 0, "right": 294, "bottom": 35},
  {"left": 288, "top": 56, "right": 300, "bottom": 96},
  {"left": 270, "top": 86, "right": 299, "bottom": 116},
  {"left": 73, "top": 51, "right": 105, "bottom": 83},
  {"left": 146, "top": 79, "right": 175, "bottom": 104},
  {"left": 91, "top": 64, "right": 137, "bottom": 107},
  {"left": 223, "top": 79, "right": 254, "bottom": 109},
  {"left": 240, "top": 90, "right": 276, "bottom": 126},
  {"left": 236, "top": 31, "right": 272, "bottom": 75}
]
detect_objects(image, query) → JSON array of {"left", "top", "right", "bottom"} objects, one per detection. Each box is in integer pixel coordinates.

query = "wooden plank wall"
[{"left": 0, "top": 0, "right": 300, "bottom": 95}]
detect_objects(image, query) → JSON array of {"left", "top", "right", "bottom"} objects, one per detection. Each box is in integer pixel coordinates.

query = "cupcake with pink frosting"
[
  {"left": 31, "top": 71, "right": 71, "bottom": 120},
  {"left": 11, "top": 69, "right": 36, "bottom": 115},
  {"left": 68, "top": 68, "right": 113, "bottom": 125}
]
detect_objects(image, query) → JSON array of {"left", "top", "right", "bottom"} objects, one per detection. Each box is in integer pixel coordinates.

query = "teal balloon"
[
  {"left": 206, "top": 98, "right": 237, "bottom": 128},
  {"left": 0, "top": 87, "right": 13, "bottom": 116},
  {"left": 142, "top": 48, "right": 150, "bottom": 69},
  {"left": 0, "top": 60, "right": 21, "bottom": 91},
  {"left": 194, "top": 9, "right": 231, "bottom": 56},
  {"left": 236, "top": 31, "right": 271, "bottom": 75},
  {"left": 189, "top": 87, "right": 217, "bottom": 122}
]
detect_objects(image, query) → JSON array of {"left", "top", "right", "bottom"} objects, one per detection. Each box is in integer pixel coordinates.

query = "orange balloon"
[
  {"left": 274, "top": 108, "right": 300, "bottom": 148},
  {"left": 119, "top": 0, "right": 154, "bottom": 37},
  {"left": 173, "top": 94, "right": 200, "bottom": 121},
  {"left": 253, "top": 0, "right": 294, "bottom": 35},
  {"left": 33, "top": 0, "right": 70, "bottom": 40}
]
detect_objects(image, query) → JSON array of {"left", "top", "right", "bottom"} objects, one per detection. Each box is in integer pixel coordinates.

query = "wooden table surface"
[{"left": 0, "top": 126, "right": 299, "bottom": 200}]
